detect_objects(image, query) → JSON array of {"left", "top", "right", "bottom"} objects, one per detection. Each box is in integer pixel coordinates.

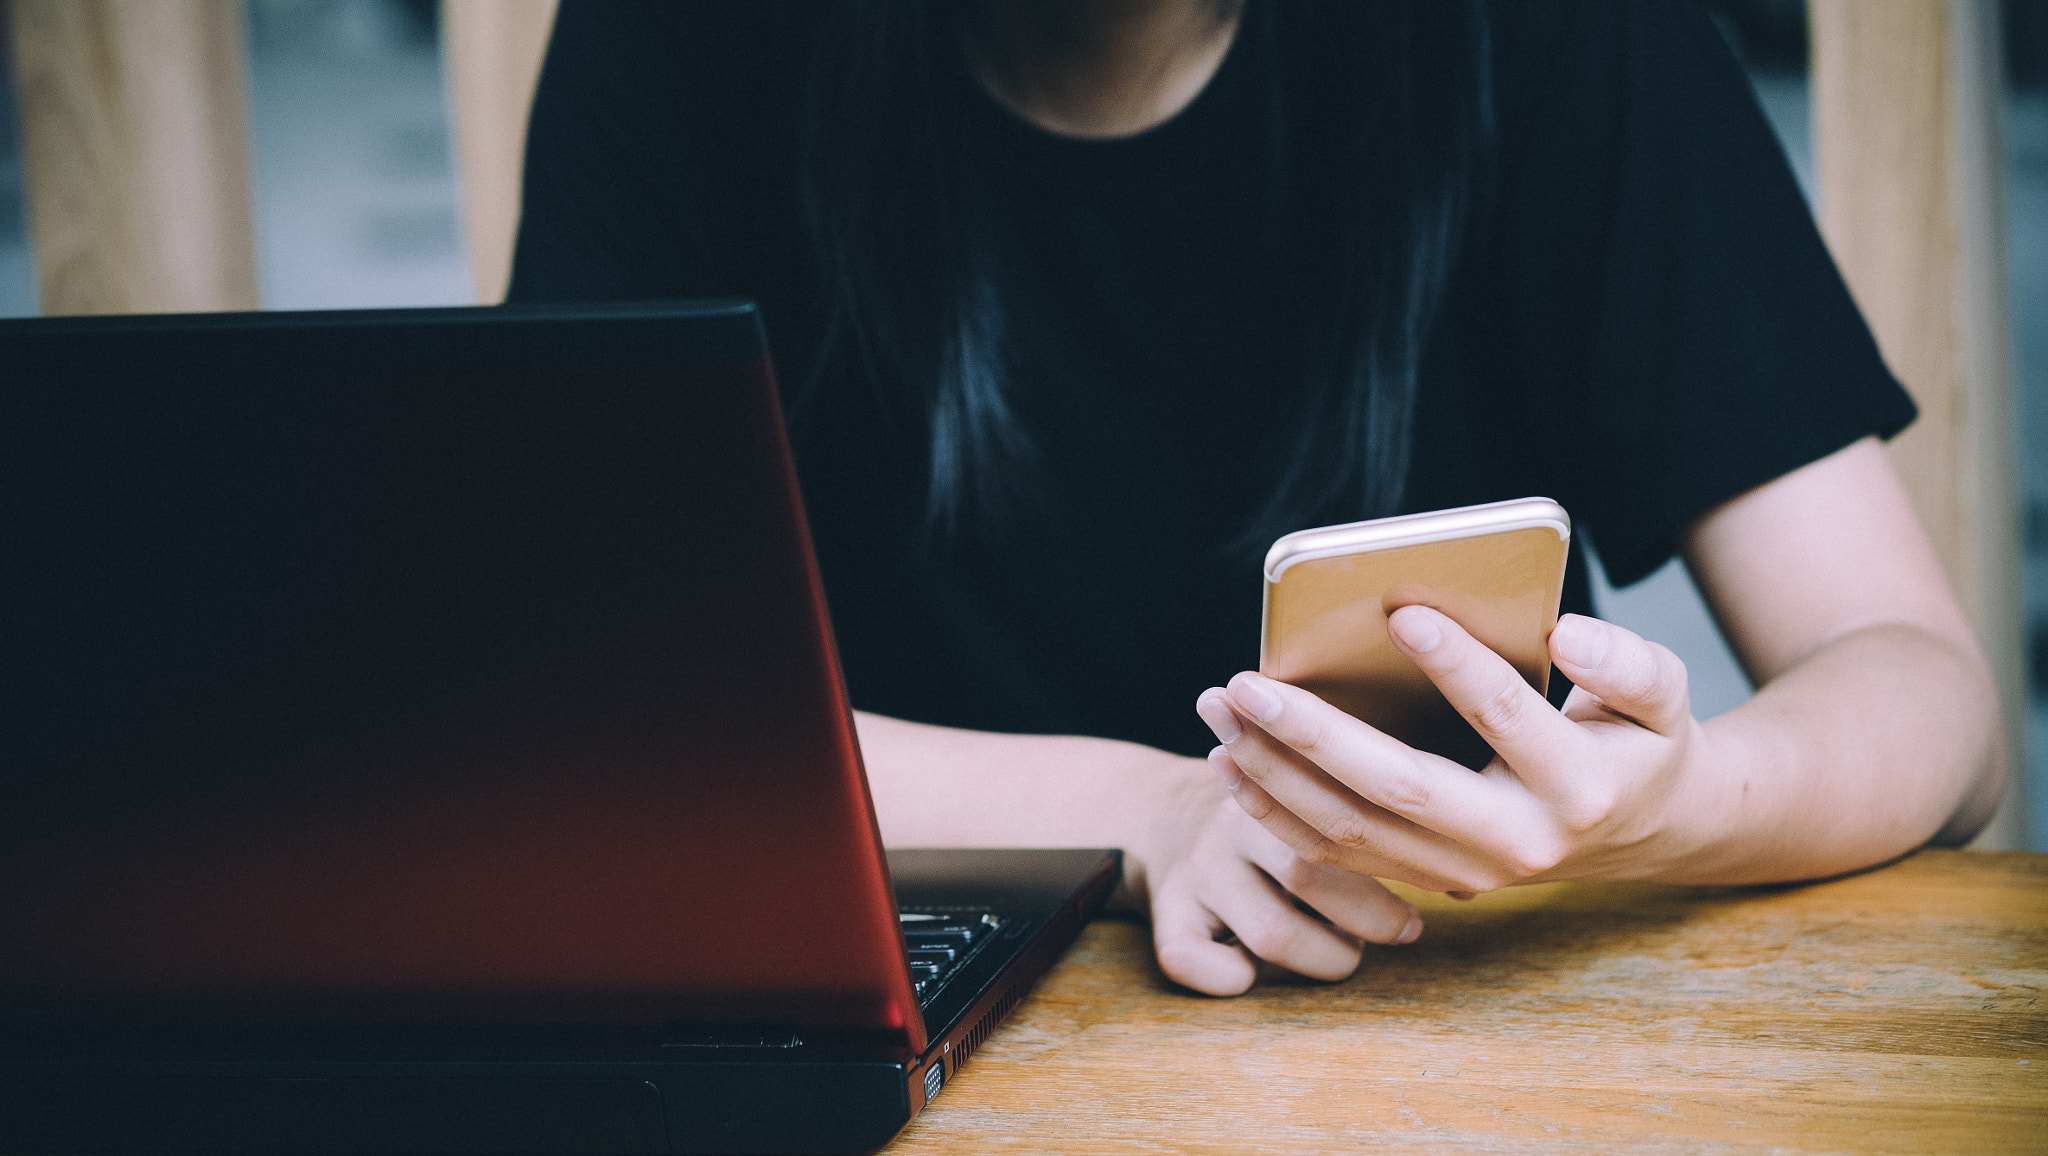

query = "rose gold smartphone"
[{"left": 1260, "top": 497, "right": 1571, "bottom": 768}]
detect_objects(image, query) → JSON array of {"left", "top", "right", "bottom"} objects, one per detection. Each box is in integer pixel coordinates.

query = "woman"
[{"left": 509, "top": 0, "right": 2003, "bottom": 996}]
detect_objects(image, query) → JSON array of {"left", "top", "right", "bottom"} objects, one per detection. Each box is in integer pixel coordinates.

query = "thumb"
[{"left": 1548, "top": 614, "right": 1692, "bottom": 735}]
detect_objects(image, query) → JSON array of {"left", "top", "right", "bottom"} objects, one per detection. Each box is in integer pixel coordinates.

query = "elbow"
[{"left": 1927, "top": 648, "right": 2009, "bottom": 847}]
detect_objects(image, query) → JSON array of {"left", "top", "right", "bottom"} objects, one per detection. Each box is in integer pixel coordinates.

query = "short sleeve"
[{"left": 1471, "top": 0, "right": 1916, "bottom": 587}]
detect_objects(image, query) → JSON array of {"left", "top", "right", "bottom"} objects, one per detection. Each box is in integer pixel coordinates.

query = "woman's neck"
[{"left": 960, "top": 0, "right": 1243, "bottom": 140}]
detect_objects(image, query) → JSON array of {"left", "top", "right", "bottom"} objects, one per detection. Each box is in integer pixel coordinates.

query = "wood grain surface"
[{"left": 891, "top": 850, "right": 2045, "bottom": 1154}]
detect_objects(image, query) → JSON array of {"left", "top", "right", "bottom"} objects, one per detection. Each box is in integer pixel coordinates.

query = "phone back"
[{"left": 1260, "top": 516, "right": 1568, "bottom": 769}]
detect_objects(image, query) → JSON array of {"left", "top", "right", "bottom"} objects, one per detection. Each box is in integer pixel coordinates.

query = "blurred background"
[{"left": 0, "top": 0, "right": 2041, "bottom": 848}]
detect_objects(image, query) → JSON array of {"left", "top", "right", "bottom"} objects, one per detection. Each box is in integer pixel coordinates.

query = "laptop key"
[{"left": 900, "top": 911, "right": 1007, "bottom": 1003}]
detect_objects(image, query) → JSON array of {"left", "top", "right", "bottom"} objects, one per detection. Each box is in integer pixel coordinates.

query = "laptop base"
[{"left": 0, "top": 849, "right": 1119, "bottom": 1156}]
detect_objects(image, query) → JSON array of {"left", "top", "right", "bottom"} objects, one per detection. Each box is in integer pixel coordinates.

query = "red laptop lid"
[{"left": 0, "top": 303, "right": 924, "bottom": 1050}]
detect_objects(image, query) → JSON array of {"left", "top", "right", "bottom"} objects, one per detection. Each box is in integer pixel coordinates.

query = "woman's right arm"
[{"left": 854, "top": 711, "right": 1424, "bottom": 996}]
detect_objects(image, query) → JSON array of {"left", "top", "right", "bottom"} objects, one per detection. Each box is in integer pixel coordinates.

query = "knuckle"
[
  {"left": 1295, "top": 836, "right": 1348, "bottom": 868},
  {"left": 1556, "top": 783, "right": 1621, "bottom": 833},
  {"left": 1650, "top": 640, "right": 1689, "bottom": 685},
  {"left": 1286, "top": 713, "right": 1333, "bottom": 758},
  {"left": 1235, "top": 913, "right": 1304, "bottom": 962},
  {"left": 1376, "top": 769, "right": 1432, "bottom": 815},
  {"left": 1469, "top": 682, "right": 1533, "bottom": 737},
  {"left": 1153, "top": 938, "right": 1199, "bottom": 977},
  {"left": 1613, "top": 658, "right": 1664, "bottom": 706},
  {"left": 1321, "top": 812, "right": 1375, "bottom": 851},
  {"left": 1274, "top": 856, "right": 1320, "bottom": 895},
  {"left": 1497, "top": 836, "right": 1566, "bottom": 880},
  {"left": 1233, "top": 786, "right": 1276, "bottom": 821},
  {"left": 1653, "top": 646, "right": 1693, "bottom": 713},
  {"left": 1612, "top": 641, "right": 1687, "bottom": 710},
  {"left": 1153, "top": 940, "right": 1248, "bottom": 996}
]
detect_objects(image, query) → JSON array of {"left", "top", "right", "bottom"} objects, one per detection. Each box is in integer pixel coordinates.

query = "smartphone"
[{"left": 1260, "top": 497, "right": 1571, "bottom": 769}]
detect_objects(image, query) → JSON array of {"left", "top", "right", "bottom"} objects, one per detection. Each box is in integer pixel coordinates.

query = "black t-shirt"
[{"left": 508, "top": 0, "right": 1914, "bottom": 758}]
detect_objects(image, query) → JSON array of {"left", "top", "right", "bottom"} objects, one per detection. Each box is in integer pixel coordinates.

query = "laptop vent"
[{"left": 952, "top": 987, "right": 1021, "bottom": 1073}]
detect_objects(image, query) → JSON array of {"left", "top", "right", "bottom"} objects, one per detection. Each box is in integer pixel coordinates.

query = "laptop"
[{"left": 0, "top": 301, "right": 1119, "bottom": 1155}]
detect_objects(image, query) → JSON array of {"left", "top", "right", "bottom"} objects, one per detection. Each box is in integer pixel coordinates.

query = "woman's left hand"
[{"left": 1194, "top": 606, "right": 1708, "bottom": 896}]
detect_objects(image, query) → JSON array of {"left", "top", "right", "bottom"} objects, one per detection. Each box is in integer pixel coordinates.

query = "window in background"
[
  {"left": 0, "top": 0, "right": 469, "bottom": 313},
  {"left": 242, "top": 0, "right": 470, "bottom": 309},
  {"left": 0, "top": 0, "right": 37, "bottom": 317},
  {"left": 2009, "top": 1, "right": 2047, "bottom": 850}
]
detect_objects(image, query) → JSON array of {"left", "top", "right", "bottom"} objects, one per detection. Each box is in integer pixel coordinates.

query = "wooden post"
[
  {"left": 1811, "top": 0, "right": 2023, "bottom": 849},
  {"left": 7, "top": 0, "right": 257, "bottom": 315},
  {"left": 441, "top": 0, "right": 557, "bottom": 305}
]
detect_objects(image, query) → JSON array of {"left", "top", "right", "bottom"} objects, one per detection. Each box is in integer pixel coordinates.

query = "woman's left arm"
[{"left": 1197, "top": 437, "right": 2004, "bottom": 891}]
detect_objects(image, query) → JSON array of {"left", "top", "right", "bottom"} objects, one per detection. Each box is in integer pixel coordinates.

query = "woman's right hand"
[
  {"left": 852, "top": 709, "right": 1422, "bottom": 997},
  {"left": 1134, "top": 757, "right": 1424, "bottom": 996}
]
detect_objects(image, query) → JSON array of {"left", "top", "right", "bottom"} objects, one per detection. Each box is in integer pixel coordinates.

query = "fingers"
[
  {"left": 1198, "top": 683, "right": 1531, "bottom": 880},
  {"left": 1150, "top": 860, "right": 1362, "bottom": 992},
  {"left": 1238, "top": 827, "right": 1423, "bottom": 946},
  {"left": 1211, "top": 746, "right": 1462, "bottom": 893},
  {"left": 1548, "top": 614, "right": 1692, "bottom": 734},
  {"left": 1194, "top": 857, "right": 1365, "bottom": 983},
  {"left": 1386, "top": 604, "right": 1580, "bottom": 781},
  {"left": 1149, "top": 806, "right": 1384, "bottom": 995},
  {"left": 1150, "top": 880, "right": 1259, "bottom": 997},
  {"left": 1183, "top": 611, "right": 1696, "bottom": 923}
]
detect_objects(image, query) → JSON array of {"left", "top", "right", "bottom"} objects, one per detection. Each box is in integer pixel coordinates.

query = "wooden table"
[{"left": 890, "top": 850, "right": 2046, "bottom": 1154}]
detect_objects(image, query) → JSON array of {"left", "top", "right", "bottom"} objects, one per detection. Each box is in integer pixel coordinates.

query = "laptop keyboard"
[{"left": 899, "top": 910, "right": 1004, "bottom": 1004}]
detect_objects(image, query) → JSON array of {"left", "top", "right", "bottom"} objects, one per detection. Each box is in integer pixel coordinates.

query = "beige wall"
[
  {"left": 8, "top": 0, "right": 258, "bottom": 314},
  {"left": 1812, "top": 0, "right": 2024, "bottom": 850}
]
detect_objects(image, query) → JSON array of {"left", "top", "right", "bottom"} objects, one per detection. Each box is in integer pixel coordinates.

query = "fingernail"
[
  {"left": 1552, "top": 614, "right": 1609, "bottom": 669},
  {"left": 1396, "top": 913, "right": 1422, "bottom": 944},
  {"left": 1388, "top": 606, "right": 1441, "bottom": 653},
  {"left": 1207, "top": 746, "right": 1243, "bottom": 790},
  {"left": 1195, "top": 691, "right": 1241, "bottom": 744},
  {"left": 1227, "top": 673, "right": 1283, "bottom": 722}
]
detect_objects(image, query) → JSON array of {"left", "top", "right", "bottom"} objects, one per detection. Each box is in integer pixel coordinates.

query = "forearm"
[
  {"left": 1651, "top": 621, "right": 2004, "bottom": 885},
  {"left": 853, "top": 711, "right": 1214, "bottom": 909}
]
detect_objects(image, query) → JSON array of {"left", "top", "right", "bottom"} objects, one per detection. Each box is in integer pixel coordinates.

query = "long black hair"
[{"left": 796, "top": 1, "right": 1493, "bottom": 545}]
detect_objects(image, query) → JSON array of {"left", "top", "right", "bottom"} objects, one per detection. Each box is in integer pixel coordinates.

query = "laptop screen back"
[{"left": 0, "top": 303, "right": 921, "bottom": 1045}]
